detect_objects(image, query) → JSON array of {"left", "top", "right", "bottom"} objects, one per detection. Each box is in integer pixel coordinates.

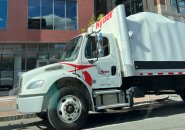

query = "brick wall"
[{"left": 0, "top": 0, "right": 94, "bottom": 43}]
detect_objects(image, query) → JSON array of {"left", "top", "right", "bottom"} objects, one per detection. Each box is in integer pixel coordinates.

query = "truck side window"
[{"left": 85, "top": 37, "right": 110, "bottom": 59}]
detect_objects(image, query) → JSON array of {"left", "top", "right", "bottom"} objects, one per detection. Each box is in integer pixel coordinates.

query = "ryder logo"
[
  {"left": 96, "top": 11, "right": 113, "bottom": 29},
  {"left": 98, "top": 70, "right": 110, "bottom": 75}
]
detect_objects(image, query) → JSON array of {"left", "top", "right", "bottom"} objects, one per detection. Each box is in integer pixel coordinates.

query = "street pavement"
[
  {"left": 0, "top": 94, "right": 184, "bottom": 130},
  {"left": 0, "top": 90, "right": 169, "bottom": 121},
  {"left": 0, "top": 89, "right": 36, "bottom": 122}
]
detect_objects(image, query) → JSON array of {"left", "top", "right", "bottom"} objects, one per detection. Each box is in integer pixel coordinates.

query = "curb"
[
  {"left": 153, "top": 95, "right": 169, "bottom": 102},
  {"left": 0, "top": 113, "right": 37, "bottom": 122},
  {"left": 0, "top": 96, "right": 16, "bottom": 101},
  {"left": 0, "top": 96, "right": 37, "bottom": 122},
  {"left": 134, "top": 95, "right": 169, "bottom": 105}
]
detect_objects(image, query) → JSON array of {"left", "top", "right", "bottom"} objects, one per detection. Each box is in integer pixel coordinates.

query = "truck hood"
[{"left": 20, "top": 62, "right": 78, "bottom": 86}]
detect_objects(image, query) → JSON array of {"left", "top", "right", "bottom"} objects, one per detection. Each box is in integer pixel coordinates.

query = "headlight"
[{"left": 27, "top": 80, "right": 44, "bottom": 89}]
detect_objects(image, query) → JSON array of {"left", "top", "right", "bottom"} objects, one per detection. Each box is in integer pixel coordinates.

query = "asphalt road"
[{"left": 0, "top": 95, "right": 185, "bottom": 130}]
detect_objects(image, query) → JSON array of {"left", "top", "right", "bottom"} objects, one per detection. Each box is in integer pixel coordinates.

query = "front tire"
[{"left": 47, "top": 86, "right": 88, "bottom": 130}]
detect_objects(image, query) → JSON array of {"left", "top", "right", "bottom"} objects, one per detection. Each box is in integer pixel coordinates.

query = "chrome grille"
[
  {"left": 18, "top": 77, "right": 23, "bottom": 93},
  {"left": 18, "top": 77, "right": 23, "bottom": 87}
]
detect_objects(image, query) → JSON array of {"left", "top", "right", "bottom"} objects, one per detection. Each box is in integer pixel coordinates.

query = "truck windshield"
[{"left": 61, "top": 36, "right": 83, "bottom": 62}]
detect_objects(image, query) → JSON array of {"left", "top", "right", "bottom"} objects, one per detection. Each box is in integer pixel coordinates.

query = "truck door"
[{"left": 82, "top": 35, "right": 121, "bottom": 89}]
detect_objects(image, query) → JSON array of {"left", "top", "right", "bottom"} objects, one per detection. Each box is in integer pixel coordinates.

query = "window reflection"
[
  {"left": 0, "top": 54, "right": 14, "bottom": 89},
  {"left": 172, "top": 0, "right": 185, "bottom": 14},
  {"left": 85, "top": 37, "right": 110, "bottom": 59},
  {"left": 27, "top": 54, "right": 37, "bottom": 70},
  {"left": 28, "top": 0, "right": 77, "bottom": 30},
  {"left": 54, "top": 0, "right": 65, "bottom": 30},
  {"left": 124, "top": 0, "right": 143, "bottom": 16},
  {"left": 0, "top": 43, "right": 65, "bottom": 89},
  {"left": 66, "top": 1, "right": 77, "bottom": 30},
  {"left": 28, "top": 0, "right": 41, "bottom": 29},
  {"left": 0, "top": 0, "right": 8, "bottom": 29},
  {"left": 41, "top": 0, "right": 53, "bottom": 29}
]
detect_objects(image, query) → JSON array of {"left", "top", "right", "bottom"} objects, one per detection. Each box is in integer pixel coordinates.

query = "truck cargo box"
[{"left": 127, "top": 13, "right": 185, "bottom": 70}]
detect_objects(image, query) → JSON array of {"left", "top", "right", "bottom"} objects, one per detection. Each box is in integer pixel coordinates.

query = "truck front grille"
[
  {"left": 19, "top": 77, "right": 22, "bottom": 87},
  {"left": 18, "top": 77, "right": 23, "bottom": 94}
]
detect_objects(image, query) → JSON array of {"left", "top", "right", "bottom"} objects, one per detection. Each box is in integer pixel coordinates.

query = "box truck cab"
[
  {"left": 16, "top": 32, "right": 127, "bottom": 130},
  {"left": 16, "top": 4, "right": 185, "bottom": 130}
]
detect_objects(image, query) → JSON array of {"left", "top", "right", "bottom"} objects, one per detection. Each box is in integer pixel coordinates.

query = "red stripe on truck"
[
  {"left": 148, "top": 73, "right": 153, "bottom": 76},
  {"left": 168, "top": 72, "right": 174, "bottom": 75},
  {"left": 82, "top": 71, "right": 92, "bottom": 87},
  {"left": 61, "top": 63, "right": 95, "bottom": 72},
  {"left": 158, "top": 72, "right": 163, "bottom": 75},
  {"left": 139, "top": 72, "right": 185, "bottom": 76},
  {"left": 61, "top": 62, "right": 94, "bottom": 87}
]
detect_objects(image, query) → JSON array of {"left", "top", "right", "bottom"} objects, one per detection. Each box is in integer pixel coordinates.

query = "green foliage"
[
  {"left": 88, "top": 13, "right": 105, "bottom": 27},
  {"left": 81, "top": 28, "right": 86, "bottom": 33},
  {"left": 88, "top": 15, "right": 96, "bottom": 26},
  {"left": 97, "top": 14, "right": 105, "bottom": 21}
]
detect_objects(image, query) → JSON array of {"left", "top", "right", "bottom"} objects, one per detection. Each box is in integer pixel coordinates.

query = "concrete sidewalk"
[
  {"left": 0, "top": 96, "right": 36, "bottom": 122},
  {"left": 0, "top": 95, "right": 169, "bottom": 122}
]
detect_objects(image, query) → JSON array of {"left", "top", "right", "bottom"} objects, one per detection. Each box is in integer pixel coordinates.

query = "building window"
[
  {"left": 172, "top": 0, "right": 185, "bottom": 14},
  {"left": 54, "top": 0, "right": 65, "bottom": 30},
  {"left": 41, "top": 0, "right": 53, "bottom": 29},
  {"left": 28, "top": 0, "right": 77, "bottom": 30},
  {"left": 124, "top": 0, "right": 143, "bottom": 16},
  {"left": 95, "top": 0, "right": 108, "bottom": 18},
  {"left": 0, "top": 0, "right": 8, "bottom": 29},
  {"left": 0, "top": 43, "right": 65, "bottom": 88},
  {"left": 28, "top": 0, "right": 41, "bottom": 29}
]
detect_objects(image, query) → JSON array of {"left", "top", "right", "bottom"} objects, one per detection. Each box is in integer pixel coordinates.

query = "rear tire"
[
  {"left": 180, "top": 91, "right": 185, "bottom": 101},
  {"left": 47, "top": 86, "right": 88, "bottom": 130}
]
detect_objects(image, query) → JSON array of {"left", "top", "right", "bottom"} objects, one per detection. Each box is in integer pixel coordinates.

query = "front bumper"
[{"left": 16, "top": 95, "right": 44, "bottom": 113}]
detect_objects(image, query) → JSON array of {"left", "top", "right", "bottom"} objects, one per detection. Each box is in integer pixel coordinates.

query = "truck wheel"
[
  {"left": 47, "top": 86, "right": 88, "bottom": 130},
  {"left": 180, "top": 91, "right": 185, "bottom": 101}
]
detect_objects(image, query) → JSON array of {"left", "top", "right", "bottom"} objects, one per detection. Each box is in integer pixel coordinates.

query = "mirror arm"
[
  {"left": 86, "top": 29, "right": 101, "bottom": 38},
  {"left": 88, "top": 57, "right": 98, "bottom": 64}
]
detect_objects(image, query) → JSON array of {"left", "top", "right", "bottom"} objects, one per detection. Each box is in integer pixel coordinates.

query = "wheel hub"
[
  {"left": 57, "top": 95, "right": 82, "bottom": 123},
  {"left": 66, "top": 104, "right": 75, "bottom": 114}
]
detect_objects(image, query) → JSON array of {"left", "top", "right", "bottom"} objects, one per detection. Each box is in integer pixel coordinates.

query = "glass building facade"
[
  {"left": 0, "top": 0, "right": 94, "bottom": 91},
  {"left": 172, "top": 0, "right": 185, "bottom": 14},
  {"left": 124, "top": 0, "right": 143, "bottom": 16},
  {"left": 95, "top": 0, "right": 143, "bottom": 17},
  {"left": 28, "top": 0, "right": 77, "bottom": 30},
  {"left": 0, "top": 43, "right": 65, "bottom": 89}
]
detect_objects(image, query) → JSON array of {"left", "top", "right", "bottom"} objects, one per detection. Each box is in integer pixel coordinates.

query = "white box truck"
[{"left": 16, "top": 4, "right": 185, "bottom": 130}]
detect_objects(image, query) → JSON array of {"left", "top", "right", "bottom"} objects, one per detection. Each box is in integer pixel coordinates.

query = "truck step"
[
  {"left": 93, "top": 90, "right": 121, "bottom": 97},
  {"left": 96, "top": 103, "right": 130, "bottom": 110}
]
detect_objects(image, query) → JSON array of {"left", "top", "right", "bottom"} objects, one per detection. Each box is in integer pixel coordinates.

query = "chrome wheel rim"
[{"left": 57, "top": 95, "right": 82, "bottom": 123}]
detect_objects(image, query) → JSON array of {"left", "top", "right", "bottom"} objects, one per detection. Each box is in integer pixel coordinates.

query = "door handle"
[{"left": 111, "top": 66, "right": 116, "bottom": 76}]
